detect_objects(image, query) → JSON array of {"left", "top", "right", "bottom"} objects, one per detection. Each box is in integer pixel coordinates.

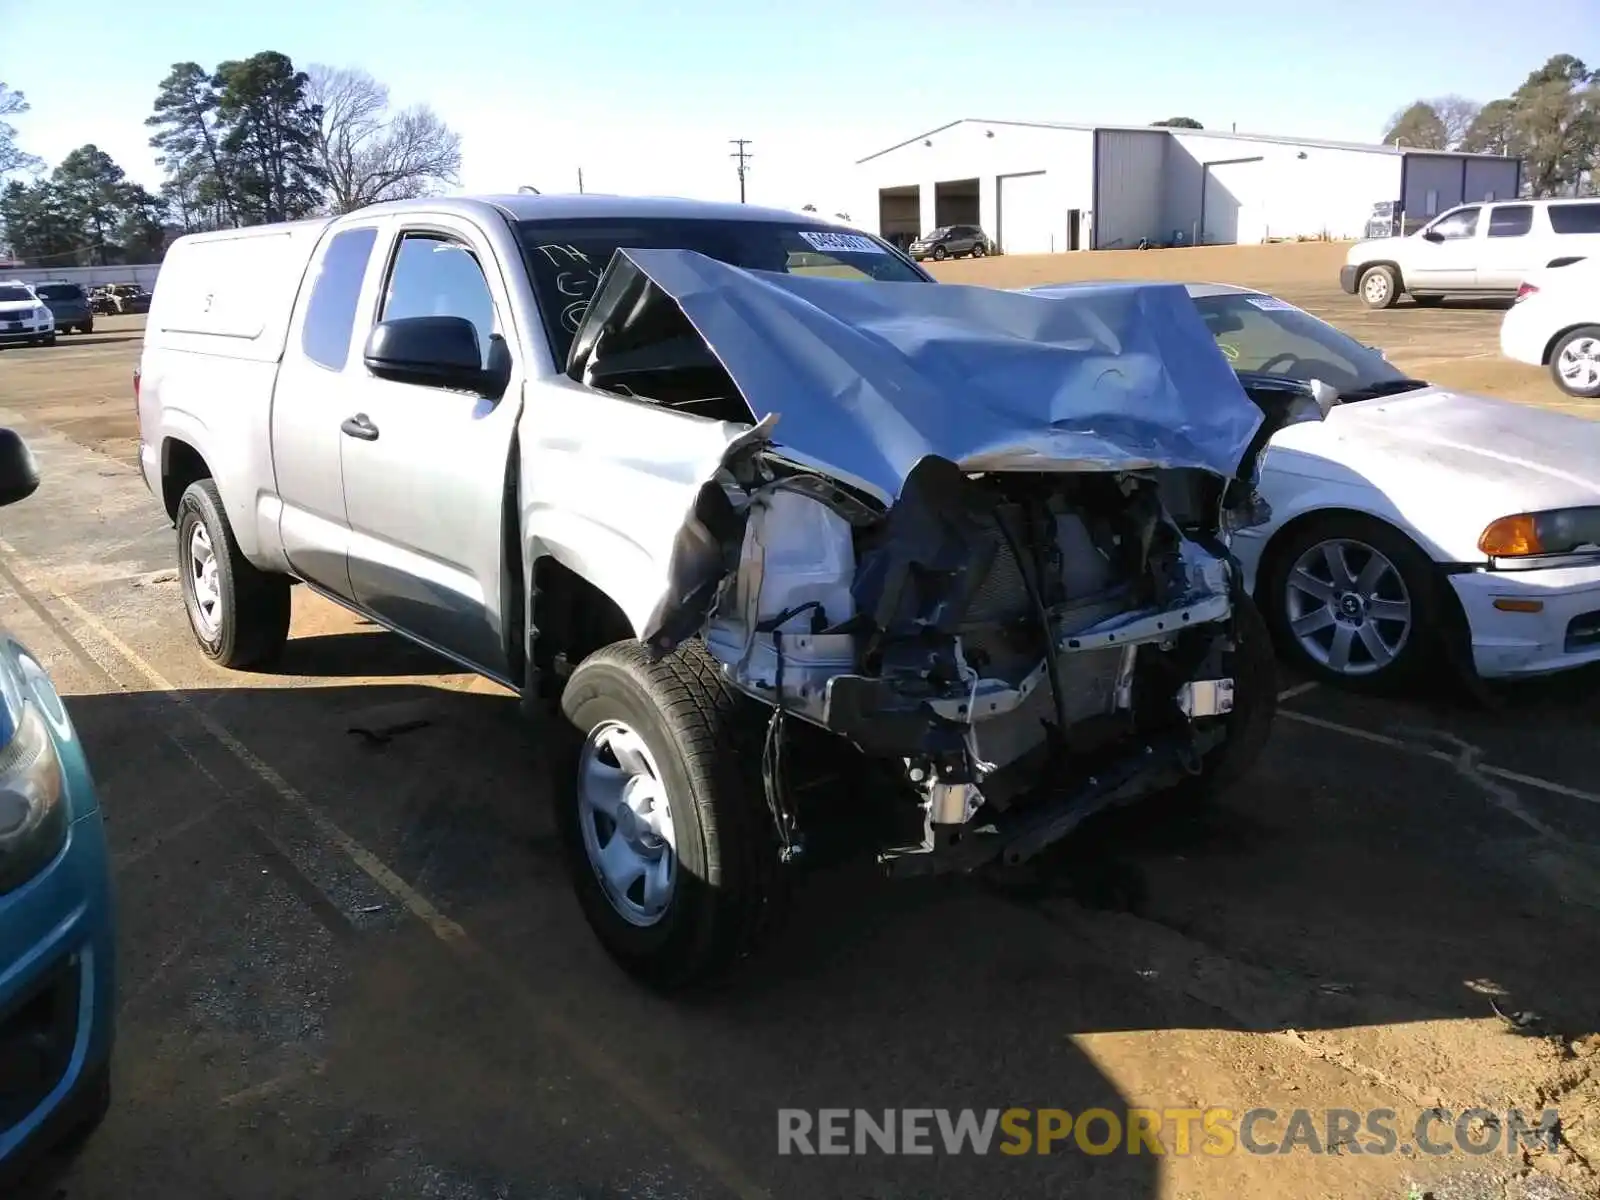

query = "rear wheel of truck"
[
  {"left": 176, "top": 479, "right": 291, "bottom": 669},
  {"left": 553, "top": 639, "right": 786, "bottom": 990}
]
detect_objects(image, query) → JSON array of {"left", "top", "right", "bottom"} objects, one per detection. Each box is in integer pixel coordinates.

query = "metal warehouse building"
[{"left": 856, "top": 119, "right": 1523, "bottom": 254}]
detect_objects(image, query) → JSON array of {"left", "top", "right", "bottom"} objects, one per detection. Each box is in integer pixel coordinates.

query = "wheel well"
[
  {"left": 160, "top": 439, "right": 211, "bottom": 521},
  {"left": 530, "top": 556, "right": 635, "bottom": 698},
  {"left": 1542, "top": 322, "right": 1600, "bottom": 365},
  {"left": 1357, "top": 260, "right": 1404, "bottom": 290},
  {"left": 1251, "top": 505, "right": 1473, "bottom": 664}
]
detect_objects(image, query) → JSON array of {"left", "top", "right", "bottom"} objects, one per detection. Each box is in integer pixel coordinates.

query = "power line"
[{"left": 729, "top": 138, "right": 752, "bottom": 204}]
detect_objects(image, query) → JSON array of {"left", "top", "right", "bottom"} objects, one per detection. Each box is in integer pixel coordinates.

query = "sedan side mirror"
[
  {"left": 0, "top": 429, "right": 40, "bottom": 508},
  {"left": 363, "top": 316, "right": 510, "bottom": 399},
  {"left": 1421, "top": 230, "right": 1444, "bottom": 243}
]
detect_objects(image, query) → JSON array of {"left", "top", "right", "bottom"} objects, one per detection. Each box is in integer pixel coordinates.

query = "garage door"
[
  {"left": 1202, "top": 158, "right": 1266, "bottom": 245},
  {"left": 998, "top": 172, "right": 1054, "bottom": 255}
]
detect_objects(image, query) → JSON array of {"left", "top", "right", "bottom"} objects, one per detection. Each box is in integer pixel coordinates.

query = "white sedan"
[
  {"left": 1500, "top": 257, "right": 1600, "bottom": 398},
  {"left": 1026, "top": 282, "right": 1600, "bottom": 689}
]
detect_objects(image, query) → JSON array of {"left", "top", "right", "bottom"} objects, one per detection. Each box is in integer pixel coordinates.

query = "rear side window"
[
  {"left": 1488, "top": 205, "right": 1533, "bottom": 238},
  {"left": 1549, "top": 202, "right": 1600, "bottom": 234},
  {"left": 301, "top": 227, "right": 378, "bottom": 370}
]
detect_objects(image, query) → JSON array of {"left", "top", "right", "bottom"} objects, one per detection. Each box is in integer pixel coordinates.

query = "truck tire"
[
  {"left": 552, "top": 638, "right": 786, "bottom": 990},
  {"left": 1358, "top": 264, "right": 1399, "bottom": 309},
  {"left": 176, "top": 479, "right": 291, "bottom": 669}
]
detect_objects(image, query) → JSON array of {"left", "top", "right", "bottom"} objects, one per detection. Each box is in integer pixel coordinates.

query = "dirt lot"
[
  {"left": 0, "top": 248, "right": 1597, "bottom": 1200},
  {"left": 932, "top": 240, "right": 1585, "bottom": 416}
]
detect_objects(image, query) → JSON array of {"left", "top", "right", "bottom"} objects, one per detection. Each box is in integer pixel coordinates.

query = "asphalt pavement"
[{"left": 2, "top": 405, "right": 1596, "bottom": 1200}]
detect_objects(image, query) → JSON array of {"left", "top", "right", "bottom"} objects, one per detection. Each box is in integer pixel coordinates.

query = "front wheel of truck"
[
  {"left": 1152, "top": 593, "right": 1279, "bottom": 812},
  {"left": 176, "top": 479, "right": 291, "bottom": 669},
  {"left": 552, "top": 639, "right": 787, "bottom": 991}
]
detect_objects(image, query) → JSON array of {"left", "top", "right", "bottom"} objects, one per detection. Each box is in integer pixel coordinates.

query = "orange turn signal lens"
[
  {"left": 1479, "top": 514, "right": 1543, "bottom": 557},
  {"left": 1493, "top": 598, "right": 1545, "bottom": 613}
]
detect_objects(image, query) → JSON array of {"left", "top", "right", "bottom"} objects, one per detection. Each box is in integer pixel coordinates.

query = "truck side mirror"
[
  {"left": 363, "top": 316, "right": 509, "bottom": 399},
  {"left": 0, "top": 429, "right": 40, "bottom": 508}
]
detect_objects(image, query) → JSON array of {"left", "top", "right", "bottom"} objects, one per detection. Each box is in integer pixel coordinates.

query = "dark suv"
[
  {"left": 908, "top": 224, "right": 990, "bottom": 261},
  {"left": 32, "top": 281, "right": 94, "bottom": 334}
]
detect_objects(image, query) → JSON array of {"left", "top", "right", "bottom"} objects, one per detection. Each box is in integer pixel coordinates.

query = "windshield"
[
  {"left": 0, "top": 285, "right": 36, "bottom": 303},
  {"left": 34, "top": 283, "right": 82, "bottom": 300},
  {"left": 923, "top": 227, "right": 951, "bottom": 239},
  {"left": 514, "top": 217, "right": 926, "bottom": 366},
  {"left": 1191, "top": 291, "right": 1409, "bottom": 395}
]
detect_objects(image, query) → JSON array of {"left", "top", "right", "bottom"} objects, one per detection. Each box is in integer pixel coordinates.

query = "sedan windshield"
[
  {"left": 1191, "top": 291, "right": 1423, "bottom": 399},
  {"left": 514, "top": 217, "right": 926, "bottom": 366},
  {"left": 0, "top": 285, "right": 36, "bottom": 303}
]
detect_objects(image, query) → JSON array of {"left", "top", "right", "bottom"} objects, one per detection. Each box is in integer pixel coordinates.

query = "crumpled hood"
[{"left": 568, "top": 248, "right": 1266, "bottom": 501}]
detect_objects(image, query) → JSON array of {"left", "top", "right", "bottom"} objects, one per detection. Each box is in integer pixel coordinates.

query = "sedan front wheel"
[{"left": 1261, "top": 515, "right": 1439, "bottom": 691}]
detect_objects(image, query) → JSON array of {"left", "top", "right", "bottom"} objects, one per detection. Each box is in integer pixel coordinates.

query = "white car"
[
  {"left": 1500, "top": 257, "right": 1600, "bottom": 398},
  {"left": 0, "top": 281, "right": 57, "bottom": 347},
  {"left": 1339, "top": 197, "right": 1600, "bottom": 310},
  {"left": 1026, "top": 281, "right": 1600, "bottom": 688}
]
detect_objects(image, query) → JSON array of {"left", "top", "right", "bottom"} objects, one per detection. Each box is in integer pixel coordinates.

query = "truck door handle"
[{"left": 341, "top": 413, "right": 379, "bottom": 441}]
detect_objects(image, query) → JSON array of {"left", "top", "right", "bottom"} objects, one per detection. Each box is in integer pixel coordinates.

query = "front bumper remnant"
[{"left": 882, "top": 726, "right": 1226, "bottom": 879}]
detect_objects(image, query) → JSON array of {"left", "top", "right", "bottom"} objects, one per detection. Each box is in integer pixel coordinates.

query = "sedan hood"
[
  {"left": 567, "top": 248, "right": 1268, "bottom": 501},
  {"left": 1271, "top": 385, "right": 1600, "bottom": 556}
]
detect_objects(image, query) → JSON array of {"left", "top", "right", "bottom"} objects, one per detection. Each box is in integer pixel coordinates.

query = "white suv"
[
  {"left": 1340, "top": 198, "right": 1600, "bottom": 309},
  {"left": 0, "top": 280, "right": 57, "bottom": 347}
]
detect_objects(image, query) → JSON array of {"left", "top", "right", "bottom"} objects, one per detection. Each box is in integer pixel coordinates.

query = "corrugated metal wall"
[
  {"left": 855, "top": 121, "right": 1523, "bottom": 251},
  {"left": 854, "top": 121, "right": 1094, "bottom": 252},
  {"left": 1400, "top": 154, "right": 1468, "bottom": 223},
  {"left": 1163, "top": 133, "right": 1402, "bottom": 243},
  {"left": 1463, "top": 157, "right": 1519, "bottom": 202},
  {"left": 1093, "top": 130, "right": 1168, "bottom": 249}
]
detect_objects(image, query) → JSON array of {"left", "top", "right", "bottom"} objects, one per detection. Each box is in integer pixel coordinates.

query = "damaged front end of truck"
[{"left": 564, "top": 249, "right": 1330, "bottom": 875}]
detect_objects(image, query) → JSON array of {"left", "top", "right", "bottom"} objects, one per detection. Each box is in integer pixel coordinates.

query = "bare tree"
[
  {"left": 307, "top": 66, "right": 462, "bottom": 213},
  {"left": 1430, "top": 94, "right": 1483, "bottom": 149}
]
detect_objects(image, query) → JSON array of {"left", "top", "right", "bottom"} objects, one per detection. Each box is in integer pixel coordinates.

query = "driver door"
[
  {"left": 338, "top": 217, "right": 525, "bottom": 679},
  {"left": 1406, "top": 206, "right": 1482, "bottom": 290}
]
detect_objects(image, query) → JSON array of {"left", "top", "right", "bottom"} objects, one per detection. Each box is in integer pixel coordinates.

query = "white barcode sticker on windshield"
[
  {"left": 798, "top": 230, "right": 886, "bottom": 255},
  {"left": 1245, "top": 294, "right": 1297, "bottom": 311}
]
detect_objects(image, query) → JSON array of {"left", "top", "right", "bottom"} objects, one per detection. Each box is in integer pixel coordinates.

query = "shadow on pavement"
[
  {"left": 28, "top": 656, "right": 1600, "bottom": 1198},
  {"left": 260, "top": 629, "right": 465, "bottom": 678}
]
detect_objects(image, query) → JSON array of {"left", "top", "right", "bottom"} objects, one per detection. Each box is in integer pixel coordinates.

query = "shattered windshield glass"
[
  {"left": 514, "top": 217, "right": 926, "bottom": 366},
  {"left": 1192, "top": 291, "right": 1416, "bottom": 398}
]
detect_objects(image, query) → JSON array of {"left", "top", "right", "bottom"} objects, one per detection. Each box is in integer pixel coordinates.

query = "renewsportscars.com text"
[{"left": 777, "top": 1107, "right": 1561, "bottom": 1157}]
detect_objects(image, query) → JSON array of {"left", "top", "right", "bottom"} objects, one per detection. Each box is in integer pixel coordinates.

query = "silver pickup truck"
[{"left": 137, "top": 194, "right": 1322, "bottom": 988}]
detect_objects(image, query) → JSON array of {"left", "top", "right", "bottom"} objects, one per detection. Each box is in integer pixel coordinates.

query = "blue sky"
[{"left": 2, "top": 0, "right": 1595, "bottom": 213}]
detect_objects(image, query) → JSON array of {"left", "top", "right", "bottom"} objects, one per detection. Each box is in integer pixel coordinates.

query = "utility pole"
[
  {"left": 577, "top": 167, "right": 584, "bottom": 194},
  {"left": 730, "top": 138, "right": 753, "bottom": 204}
]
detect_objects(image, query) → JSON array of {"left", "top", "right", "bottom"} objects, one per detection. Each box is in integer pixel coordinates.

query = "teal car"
[{"left": 0, "top": 430, "right": 116, "bottom": 1189}]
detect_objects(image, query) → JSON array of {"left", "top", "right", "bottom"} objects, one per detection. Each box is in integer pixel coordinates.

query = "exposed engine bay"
[
  {"left": 565, "top": 248, "right": 1331, "bottom": 873},
  {"left": 692, "top": 454, "right": 1245, "bottom": 870}
]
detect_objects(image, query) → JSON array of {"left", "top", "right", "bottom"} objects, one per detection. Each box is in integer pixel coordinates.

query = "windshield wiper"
[{"left": 1336, "top": 378, "right": 1429, "bottom": 402}]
